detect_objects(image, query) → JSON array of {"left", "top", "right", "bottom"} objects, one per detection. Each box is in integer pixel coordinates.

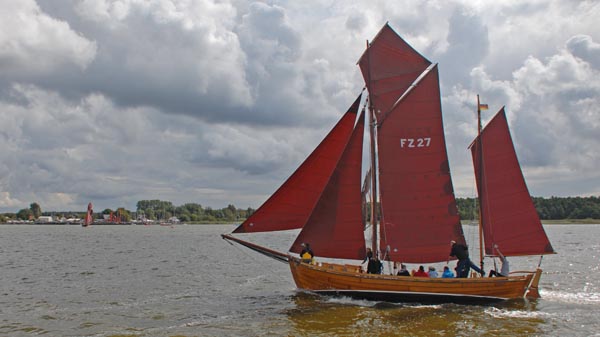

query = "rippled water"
[{"left": 0, "top": 224, "right": 598, "bottom": 336}]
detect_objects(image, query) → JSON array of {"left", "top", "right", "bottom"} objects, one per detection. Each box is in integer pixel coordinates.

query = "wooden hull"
[{"left": 288, "top": 258, "right": 542, "bottom": 304}]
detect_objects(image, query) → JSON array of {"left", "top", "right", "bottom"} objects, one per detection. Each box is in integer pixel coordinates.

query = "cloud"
[
  {"left": 0, "top": 82, "right": 333, "bottom": 211},
  {"left": 441, "top": 7, "right": 489, "bottom": 84},
  {"left": 0, "top": 192, "right": 22, "bottom": 209},
  {"left": 566, "top": 34, "right": 600, "bottom": 69},
  {"left": 1, "top": 0, "right": 599, "bottom": 213},
  {"left": 0, "top": 0, "right": 96, "bottom": 78},
  {"left": 445, "top": 34, "right": 600, "bottom": 197},
  {"left": 18, "top": 0, "right": 255, "bottom": 125}
]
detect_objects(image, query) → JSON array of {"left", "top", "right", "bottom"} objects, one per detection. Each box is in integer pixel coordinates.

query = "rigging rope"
[{"left": 224, "top": 237, "right": 290, "bottom": 284}]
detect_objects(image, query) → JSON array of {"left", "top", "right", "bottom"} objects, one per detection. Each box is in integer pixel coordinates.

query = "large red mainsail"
[
  {"left": 291, "top": 110, "right": 366, "bottom": 260},
  {"left": 233, "top": 95, "right": 362, "bottom": 233},
  {"left": 471, "top": 109, "right": 554, "bottom": 256},
  {"left": 358, "top": 23, "right": 431, "bottom": 122},
  {"left": 376, "top": 65, "right": 465, "bottom": 263}
]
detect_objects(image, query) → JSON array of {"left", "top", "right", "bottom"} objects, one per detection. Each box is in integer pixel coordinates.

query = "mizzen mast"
[{"left": 476, "top": 94, "right": 486, "bottom": 272}]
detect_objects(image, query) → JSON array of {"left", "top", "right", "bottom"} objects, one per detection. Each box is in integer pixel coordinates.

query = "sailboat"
[
  {"left": 222, "top": 23, "right": 555, "bottom": 304},
  {"left": 83, "top": 202, "right": 93, "bottom": 227}
]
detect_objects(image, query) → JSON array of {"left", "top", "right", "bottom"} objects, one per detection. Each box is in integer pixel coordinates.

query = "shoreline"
[
  {"left": 461, "top": 219, "right": 600, "bottom": 225},
  {"left": 2, "top": 220, "right": 600, "bottom": 226},
  {"left": 0, "top": 222, "right": 239, "bottom": 226}
]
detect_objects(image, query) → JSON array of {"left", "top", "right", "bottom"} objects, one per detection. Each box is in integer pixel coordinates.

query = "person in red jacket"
[{"left": 413, "top": 265, "right": 429, "bottom": 277}]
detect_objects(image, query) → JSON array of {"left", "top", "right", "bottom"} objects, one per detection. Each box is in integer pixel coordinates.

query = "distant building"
[{"left": 36, "top": 216, "right": 53, "bottom": 223}]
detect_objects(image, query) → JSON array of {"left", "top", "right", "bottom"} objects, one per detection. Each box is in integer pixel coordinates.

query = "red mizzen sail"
[
  {"left": 233, "top": 95, "right": 362, "bottom": 233},
  {"left": 358, "top": 23, "right": 431, "bottom": 122},
  {"left": 291, "top": 110, "right": 366, "bottom": 260},
  {"left": 471, "top": 108, "right": 554, "bottom": 257},
  {"left": 376, "top": 65, "right": 464, "bottom": 263}
]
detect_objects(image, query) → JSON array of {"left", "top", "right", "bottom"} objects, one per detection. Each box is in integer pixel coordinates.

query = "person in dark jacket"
[
  {"left": 448, "top": 240, "right": 484, "bottom": 278},
  {"left": 363, "top": 248, "right": 382, "bottom": 274},
  {"left": 397, "top": 263, "right": 410, "bottom": 276}
]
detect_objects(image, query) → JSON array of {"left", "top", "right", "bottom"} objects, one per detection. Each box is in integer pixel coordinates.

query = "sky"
[{"left": 1, "top": 0, "right": 599, "bottom": 213}]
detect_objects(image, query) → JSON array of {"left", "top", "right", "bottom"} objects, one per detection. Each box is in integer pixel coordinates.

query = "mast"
[
  {"left": 369, "top": 103, "right": 378, "bottom": 254},
  {"left": 366, "top": 39, "right": 378, "bottom": 254},
  {"left": 476, "top": 94, "right": 484, "bottom": 272}
]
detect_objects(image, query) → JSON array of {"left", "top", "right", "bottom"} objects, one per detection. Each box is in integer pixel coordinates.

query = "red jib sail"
[
  {"left": 358, "top": 23, "right": 431, "bottom": 122},
  {"left": 376, "top": 65, "right": 465, "bottom": 263},
  {"left": 232, "top": 95, "right": 362, "bottom": 233},
  {"left": 291, "top": 110, "right": 366, "bottom": 260},
  {"left": 470, "top": 108, "right": 554, "bottom": 256}
]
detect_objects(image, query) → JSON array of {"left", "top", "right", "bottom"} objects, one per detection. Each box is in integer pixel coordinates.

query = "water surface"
[{"left": 0, "top": 224, "right": 597, "bottom": 336}]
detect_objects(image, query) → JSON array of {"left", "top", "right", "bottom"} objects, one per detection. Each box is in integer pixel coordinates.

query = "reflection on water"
[
  {"left": 285, "top": 292, "right": 546, "bottom": 336},
  {"left": 0, "top": 224, "right": 598, "bottom": 336}
]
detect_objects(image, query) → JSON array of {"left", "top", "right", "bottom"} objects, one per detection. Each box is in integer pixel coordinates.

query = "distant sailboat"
[
  {"left": 83, "top": 202, "right": 93, "bottom": 227},
  {"left": 222, "top": 23, "right": 555, "bottom": 304}
]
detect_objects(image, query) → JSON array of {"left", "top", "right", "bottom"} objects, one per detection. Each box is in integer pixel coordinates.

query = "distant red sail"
[
  {"left": 84, "top": 202, "right": 93, "bottom": 226},
  {"left": 291, "top": 110, "right": 366, "bottom": 260},
  {"left": 377, "top": 65, "right": 465, "bottom": 263},
  {"left": 232, "top": 95, "right": 362, "bottom": 233},
  {"left": 471, "top": 109, "right": 554, "bottom": 256},
  {"left": 358, "top": 23, "right": 431, "bottom": 122}
]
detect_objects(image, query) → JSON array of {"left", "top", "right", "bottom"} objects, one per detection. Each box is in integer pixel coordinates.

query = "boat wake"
[
  {"left": 484, "top": 307, "right": 554, "bottom": 319},
  {"left": 323, "top": 296, "right": 377, "bottom": 307},
  {"left": 540, "top": 290, "right": 600, "bottom": 305},
  {"left": 322, "top": 295, "right": 443, "bottom": 309}
]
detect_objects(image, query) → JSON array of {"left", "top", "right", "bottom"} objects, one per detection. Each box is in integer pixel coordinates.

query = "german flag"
[{"left": 479, "top": 103, "right": 489, "bottom": 110}]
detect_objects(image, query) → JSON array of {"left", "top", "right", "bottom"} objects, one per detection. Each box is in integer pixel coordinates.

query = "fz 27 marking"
[{"left": 400, "top": 137, "right": 431, "bottom": 148}]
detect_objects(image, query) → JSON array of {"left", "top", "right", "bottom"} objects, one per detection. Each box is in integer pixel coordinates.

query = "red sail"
[
  {"left": 291, "top": 110, "right": 366, "bottom": 260},
  {"left": 470, "top": 109, "right": 554, "bottom": 256},
  {"left": 377, "top": 65, "right": 465, "bottom": 263},
  {"left": 358, "top": 23, "right": 431, "bottom": 121},
  {"left": 84, "top": 202, "right": 93, "bottom": 226},
  {"left": 233, "top": 95, "right": 362, "bottom": 233}
]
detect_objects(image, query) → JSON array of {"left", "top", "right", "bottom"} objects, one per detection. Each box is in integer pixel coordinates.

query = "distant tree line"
[
  {"left": 456, "top": 196, "right": 600, "bottom": 220},
  {"left": 2, "top": 203, "right": 43, "bottom": 222},
  {"left": 366, "top": 196, "right": 600, "bottom": 222},
  {"left": 3, "top": 196, "right": 600, "bottom": 223},
  {"left": 135, "top": 200, "right": 255, "bottom": 223},
  {"left": 2, "top": 200, "right": 256, "bottom": 223},
  {"left": 532, "top": 196, "right": 600, "bottom": 220}
]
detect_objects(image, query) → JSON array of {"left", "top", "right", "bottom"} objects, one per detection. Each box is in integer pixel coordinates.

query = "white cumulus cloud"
[{"left": 0, "top": 0, "right": 96, "bottom": 77}]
